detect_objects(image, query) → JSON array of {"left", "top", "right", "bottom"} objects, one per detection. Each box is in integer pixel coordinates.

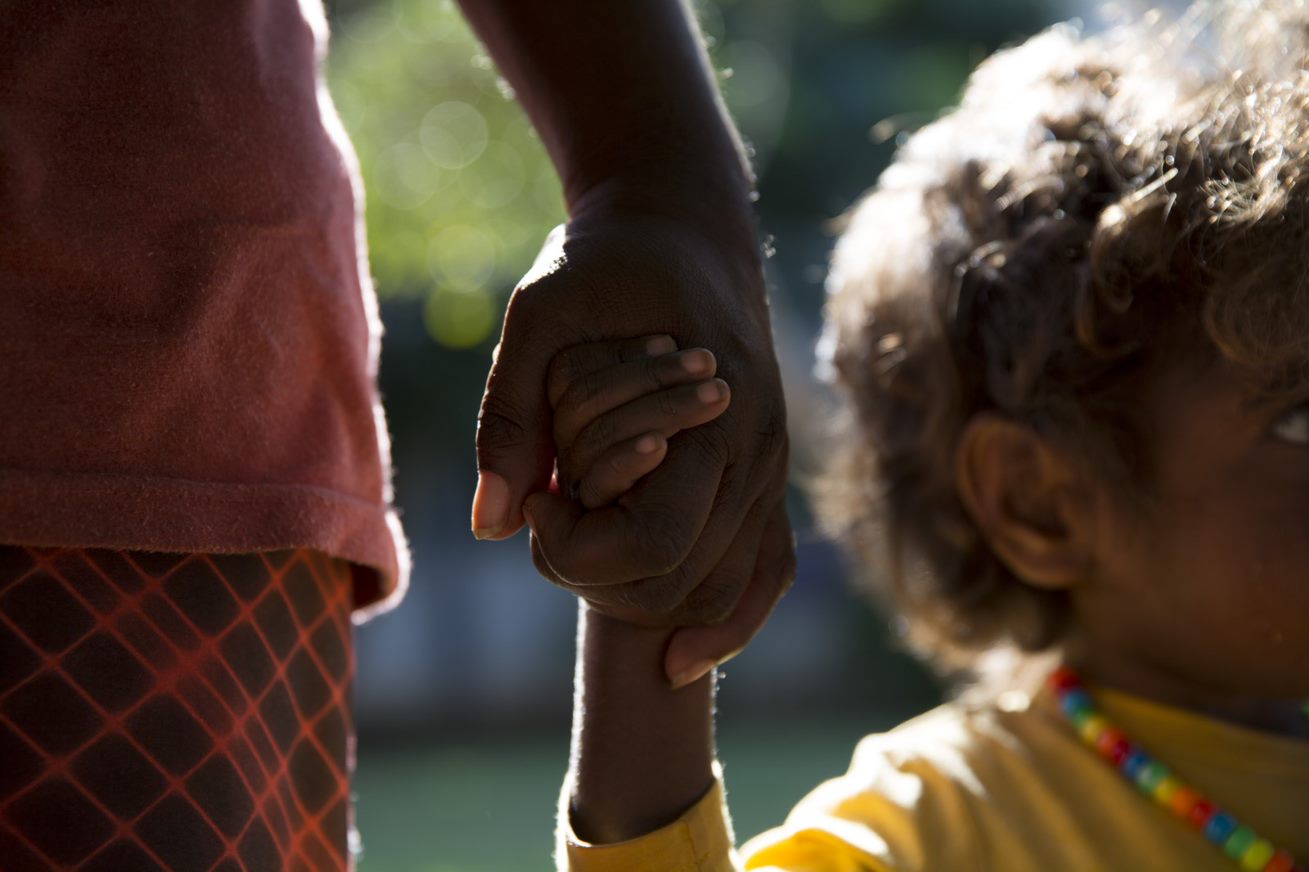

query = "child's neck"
[{"left": 1063, "top": 640, "right": 1309, "bottom": 740}]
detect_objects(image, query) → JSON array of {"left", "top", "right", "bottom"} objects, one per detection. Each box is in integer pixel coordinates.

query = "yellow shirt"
[{"left": 560, "top": 680, "right": 1309, "bottom": 871}]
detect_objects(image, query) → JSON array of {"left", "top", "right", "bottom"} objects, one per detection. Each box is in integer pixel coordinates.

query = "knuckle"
[
  {"left": 546, "top": 356, "right": 576, "bottom": 407},
  {"left": 576, "top": 482, "right": 599, "bottom": 510},
  {"left": 574, "top": 414, "right": 616, "bottom": 466},
  {"left": 672, "top": 576, "right": 743, "bottom": 626},
  {"left": 571, "top": 370, "right": 607, "bottom": 412},
  {"left": 656, "top": 387, "right": 682, "bottom": 418},
  {"left": 644, "top": 355, "right": 670, "bottom": 390},
  {"left": 754, "top": 406, "right": 789, "bottom": 463},
  {"left": 681, "top": 421, "right": 733, "bottom": 468},
  {"left": 619, "top": 577, "right": 685, "bottom": 616},
  {"left": 501, "top": 284, "right": 548, "bottom": 340},
  {"left": 577, "top": 476, "right": 610, "bottom": 510},
  {"left": 607, "top": 450, "right": 629, "bottom": 475},
  {"left": 476, "top": 395, "right": 530, "bottom": 459},
  {"left": 633, "top": 510, "right": 693, "bottom": 576}
]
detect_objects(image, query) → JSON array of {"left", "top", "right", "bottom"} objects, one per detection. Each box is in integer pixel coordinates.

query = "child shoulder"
[{"left": 740, "top": 689, "right": 1077, "bottom": 871}]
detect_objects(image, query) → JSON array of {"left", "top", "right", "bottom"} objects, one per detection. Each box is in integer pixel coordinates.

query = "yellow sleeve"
[
  {"left": 741, "top": 731, "right": 980, "bottom": 872},
  {"left": 557, "top": 730, "right": 977, "bottom": 872},
  {"left": 554, "top": 771, "right": 902, "bottom": 872},
  {"left": 557, "top": 771, "right": 741, "bottom": 872}
]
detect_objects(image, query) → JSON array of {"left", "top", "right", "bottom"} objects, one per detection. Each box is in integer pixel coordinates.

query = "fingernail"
[
  {"left": 697, "top": 381, "right": 725, "bottom": 404},
  {"left": 681, "top": 349, "right": 713, "bottom": 376},
  {"left": 471, "top": 471, "right": 510, "bottom": 539},
  {"left": 670, "top": 660, "right": 716, "bottom": 690},
  {"left": 646, "top": 335, "right": 677, "bottom": 356},
  {"left": 634, "top": 434, "right": 660, "bottom": 454}
]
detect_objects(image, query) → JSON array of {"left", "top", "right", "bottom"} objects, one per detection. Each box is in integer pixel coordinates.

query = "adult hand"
[{"left": 472, "top": 183, "right": 793, "bottom": 683}]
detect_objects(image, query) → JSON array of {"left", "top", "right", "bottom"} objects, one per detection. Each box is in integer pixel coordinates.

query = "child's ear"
[{"left": 954, "top": 413, "right": 1096, "bottom": 590}]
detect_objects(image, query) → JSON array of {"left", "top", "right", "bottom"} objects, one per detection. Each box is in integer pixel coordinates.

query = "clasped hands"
[{"left": 472, "top": 208, "right": 795, "bottom": 687}]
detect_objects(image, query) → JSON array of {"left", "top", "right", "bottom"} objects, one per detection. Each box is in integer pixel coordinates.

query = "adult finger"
[
  {"left": 664, "top": 502, "right": 796, "bottom": 688},
  {"left": 666, "top": 491, "right": 770, "bottom": 626}
]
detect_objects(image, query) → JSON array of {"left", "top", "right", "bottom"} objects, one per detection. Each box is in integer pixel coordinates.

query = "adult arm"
[
  {"left": 459, "top": 0, "right": 793, "bottom": 679},
  {"left": 453, "top": 0, "right": 753, "bottom": 245}
]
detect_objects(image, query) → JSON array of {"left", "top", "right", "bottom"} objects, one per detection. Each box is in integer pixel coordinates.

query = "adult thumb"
[
  {"left": 472, "top": 224, "right": 582, "bottom": 540},
  {"left": 472, "top": 336, "right": 558, "bottom": 540}
]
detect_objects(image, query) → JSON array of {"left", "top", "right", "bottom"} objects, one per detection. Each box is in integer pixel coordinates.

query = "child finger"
[
  {"left": 553, "top": 348, "right": 718, "bottom": 449},
  {"left": 575, "top": 432, "right": 668, "bottom": 510},
  {"left": 547, "top": 334, "right": 678, "bottom": 407},
  {"left": 561, "top": 379, "right": 731, "bottom": 485},
  {"left": 524, "top": 442, "right": 725, "bottom": 588}
]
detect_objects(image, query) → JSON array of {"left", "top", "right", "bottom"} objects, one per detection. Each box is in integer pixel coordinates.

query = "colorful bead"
[
  {"left": 1061, "top": 688, "right": 1093, "bottom": 717},
  {"left": 1135, "top": 761, "right": 1169, "bottom": 794},
  {"left": 1206, "top": 812, "right": 1238, "bottom": 845},
  {"left": 1151, "top": 775, "right": 1181, "bottom": 804},
  {"left": 1224, "top": 826, "right": 1256, "bottom": 859},
  {"left": 1122, "top": 749, "right": 1151, "bottom": 779},
  {"left": 1239, "top": 839, "right": 1275, "bottom": 871},
  {"left": 1047, "top": 667, "right": 1301, "bottom": 872},
  {"left": 1079, "top": 714, "right": 1110, "bottom": 744},
  {"left": 1050, "top": 666, "right": 1082, "bottom": 691},
  {"left": 1264, "top": 850, "right": 1296, "bottom": 872},
  {"left": 1168, "top": 786, "right": 1201, "bottom": 818},
  {"left": 1188, "top": 799, "right": 1216, "bottom": 830},
  {"left": 1093, "top": 726, "right": 1128, "bottom": 759}
]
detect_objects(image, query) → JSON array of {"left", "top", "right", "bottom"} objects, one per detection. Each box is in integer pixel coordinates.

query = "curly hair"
[{"left": 814, "top": 1, "right": 1309, "bottom": 682}]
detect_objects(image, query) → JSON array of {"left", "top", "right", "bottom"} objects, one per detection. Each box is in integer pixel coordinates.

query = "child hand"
[
  {"left": 528, "top": 334, "right": 794, "bottom": 686},
  {"left": 546, "top": 335, "right": 730, "bottom": 510}
]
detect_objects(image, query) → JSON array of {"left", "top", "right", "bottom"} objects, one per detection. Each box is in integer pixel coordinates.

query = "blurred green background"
[{"left": 318, "top": 0, "right": 1099, "bottom": 868}]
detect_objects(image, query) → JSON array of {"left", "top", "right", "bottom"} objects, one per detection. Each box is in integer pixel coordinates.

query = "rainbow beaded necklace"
[{"left": 1047, "top": 666, "right": 1304, "bottom": 872}]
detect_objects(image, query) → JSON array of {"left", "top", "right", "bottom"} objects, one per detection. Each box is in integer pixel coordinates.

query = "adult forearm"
[
  {"left": 567, "top": 601, "right": 717, "bottom": 844},
  {"left": 454, "top": 0, "right": 752, "bottom": 216}
]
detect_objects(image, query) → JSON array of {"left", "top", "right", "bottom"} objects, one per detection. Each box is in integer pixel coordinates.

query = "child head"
[{"left": 817, "top": 3, "right": 1309, "bottom": 702}]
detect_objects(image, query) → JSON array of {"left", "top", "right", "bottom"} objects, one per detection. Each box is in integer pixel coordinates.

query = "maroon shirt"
[{"left": 0, "top": 0, "right": 409, "bottom": 618}]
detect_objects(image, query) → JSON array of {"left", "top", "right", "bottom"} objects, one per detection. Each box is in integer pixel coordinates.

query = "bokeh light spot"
[
  {"left": 428, "top": 224, "right": 498, "bottom": 292},
  {"left": 373, "top": 141, "right": 440, "bottom": 209},
  {"left": 424, "top": 287, "right": 497, "bottom": 349},
  {"left": 420, "top": 101, "right": 489, "bottom": 169},
  {"left": 462, "top": 141, "right": 526, "bottom": 209}
]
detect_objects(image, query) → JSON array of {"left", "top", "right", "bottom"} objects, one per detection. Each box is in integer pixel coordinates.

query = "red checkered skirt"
[{"left": 0, "top": 546, "right": 356, "bottom": 871}]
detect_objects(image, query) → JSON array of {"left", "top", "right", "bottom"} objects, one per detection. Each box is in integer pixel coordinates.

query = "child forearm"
[{"left": 567, "top": 601, "right": 717, "bottom": 844}]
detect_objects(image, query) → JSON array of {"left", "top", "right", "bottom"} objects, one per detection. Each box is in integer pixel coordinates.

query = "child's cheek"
[{"left": 1190, "top": 472, "right": 1309, "bottom": 685}]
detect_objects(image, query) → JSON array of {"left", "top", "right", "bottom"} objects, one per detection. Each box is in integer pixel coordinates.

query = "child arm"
[{"left": 527, "top": 339, "right": 792, "bottom": 869}]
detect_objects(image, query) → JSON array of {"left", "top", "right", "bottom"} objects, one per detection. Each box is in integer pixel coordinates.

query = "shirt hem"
[{"left": 0, "top": 466, "right": 411, "bottom": 623}]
